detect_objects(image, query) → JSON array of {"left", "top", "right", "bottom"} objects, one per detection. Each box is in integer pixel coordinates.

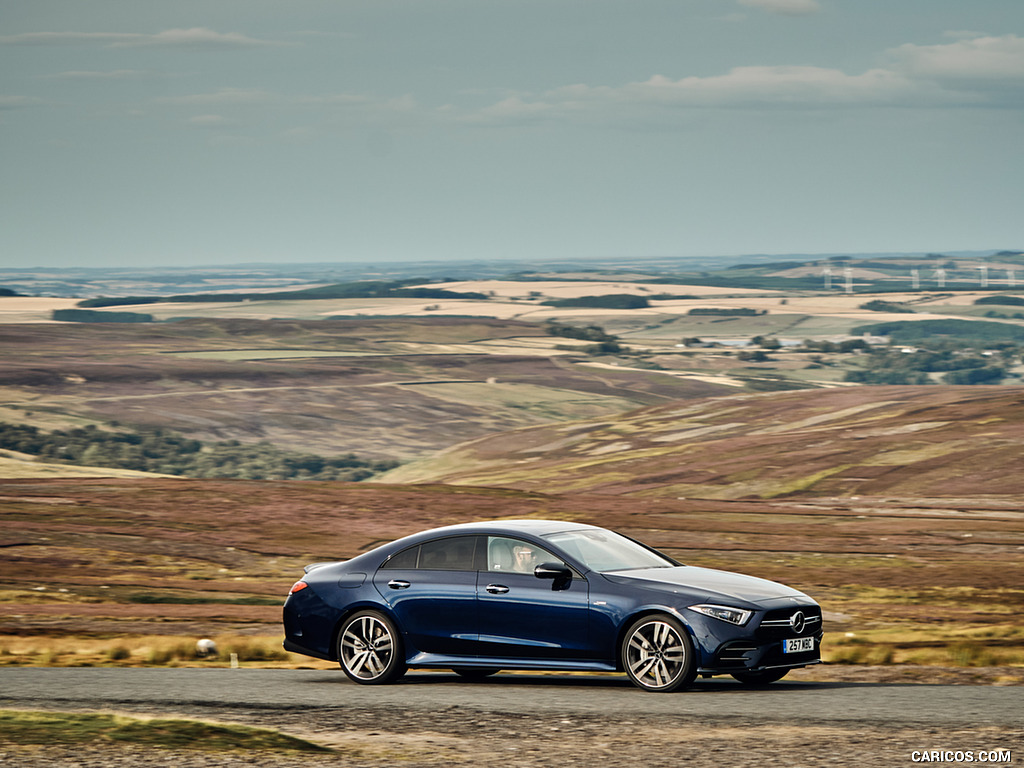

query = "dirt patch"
[{"left": 1, "top": 703, "right": 1020, "bottom": 768}]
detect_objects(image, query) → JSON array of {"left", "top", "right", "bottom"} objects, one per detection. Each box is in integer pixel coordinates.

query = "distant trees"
[
  {"left": 843, "top": 344, "right": 1016, "bottom": 385},
  {"left": 543, "top": 321, "right": 627, "bottom": 355},
  {"left": 975, "top": 295, "right": 1024, "bottom": 307},
  {"left": 543, "top": 321, "right": 616, "bottom": 342},
  {"left": 76, "top": 280, "right": 490, "bottom": 309},
  {"left": 738, "top": 350, "right": 772, "bottom": 362},
  {"left": 53, "top": 308, "right": 154, "bottom": 323},
  {"left": 0, "top": 422, "right": 398, "bottom": 481},
  {"left": 853, "top": 319, "right": 1024, "bottom": 343},
  {"left": 859, "top": 300, "right": 914, "bottom": 313},
  {"left": 542, "top": 294, "right": 650, "bottom": 309},
  {"left": 688, "top": 307, "right": 766, "bottom": 316},
  {"left": 751, "top": 336, "right": 782, "bottom": 350},
  {"left": 799, "top": 339, "right": 869, "bottom": 354}
]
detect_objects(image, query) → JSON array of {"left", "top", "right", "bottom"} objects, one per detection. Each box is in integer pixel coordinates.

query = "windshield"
[{"left": 543, "top": 529, "right": 675, "bottom": 573}]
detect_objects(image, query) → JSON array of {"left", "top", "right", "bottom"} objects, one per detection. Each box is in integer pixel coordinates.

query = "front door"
[{"left": 475, "top": 536, "right": 593, "bottom": 660}]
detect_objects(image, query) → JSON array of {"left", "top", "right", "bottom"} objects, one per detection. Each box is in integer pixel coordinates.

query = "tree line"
[
  {"left": 75, "top": 280, "right": 490, "bottom": 309},
  {"left": 0, "top": 422, "right": 398, "bottom": 481},
  {"left": 843, "top": 344, "right": 1017, "bottom": 385}
]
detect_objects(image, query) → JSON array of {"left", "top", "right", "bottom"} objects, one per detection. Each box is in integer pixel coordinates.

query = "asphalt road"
[{"left": 2, "top": 668, "right": 1022, "bottom": 727}]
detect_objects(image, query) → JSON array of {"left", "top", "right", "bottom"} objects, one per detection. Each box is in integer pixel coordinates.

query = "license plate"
[{"left": 783, "top": 637, "right": 815, "bottom": 653}]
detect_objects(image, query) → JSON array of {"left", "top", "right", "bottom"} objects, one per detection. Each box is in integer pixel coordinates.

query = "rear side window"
[
  {"left": 381, "top": 536, "right": 479, "bottom": 571},
  {"left": 381, "top": 545, "right": 419, "bottom": 570},
  {"left": 419, "top": 536, "right": 478, "bottom": 570}
]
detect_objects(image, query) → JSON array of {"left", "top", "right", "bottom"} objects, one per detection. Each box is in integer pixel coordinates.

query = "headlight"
[{"left": 687, "top": 604, "right": 752, "bottom": 626}]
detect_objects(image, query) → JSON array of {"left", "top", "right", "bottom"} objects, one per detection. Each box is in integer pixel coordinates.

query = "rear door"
[{"left": 372, "top": 535, "right": 481, "bottom": 656}]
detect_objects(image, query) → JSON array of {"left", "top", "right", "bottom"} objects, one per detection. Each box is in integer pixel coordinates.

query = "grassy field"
[
  {"left": 0, "top": 317, "right": 733, "bottom": 462},
  {"left": 2, "top": 272, "right": 1024, "bottom": 681},
  {"left": 0, "top": 709, "right": 328, "bottom": 752},
  {"left": 379, "top": 386, "right": 1024, "bottom": 498},
  {"left": 1, "top": 474, "right": 1021, "bottom": 679}
]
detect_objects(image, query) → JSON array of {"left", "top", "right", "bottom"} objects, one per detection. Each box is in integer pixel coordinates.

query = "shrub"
[{"left": 106, "top": 646, "right": 131, "bottom": 662}]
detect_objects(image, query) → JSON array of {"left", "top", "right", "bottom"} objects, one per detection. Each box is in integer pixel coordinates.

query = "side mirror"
[{"left": 534, "top": 562, "right": 572, "bottom": 589}]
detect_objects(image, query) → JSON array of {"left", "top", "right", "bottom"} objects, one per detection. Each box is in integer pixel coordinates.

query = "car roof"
[
  {"left": 344, "top": 519, "right": 603, "bottom": 567},
  {"left": 410, "top": 519, "right": 599, "bottom": 539}
]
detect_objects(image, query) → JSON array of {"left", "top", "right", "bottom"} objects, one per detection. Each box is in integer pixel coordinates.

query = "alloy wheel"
[
  {"left": 339, "top": 612, "right": 404, "bottom": 684},
  {"left": 623, "top": 616, "right": 694, "bottom": 692}
]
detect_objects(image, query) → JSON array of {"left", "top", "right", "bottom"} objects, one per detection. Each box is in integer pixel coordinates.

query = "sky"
[{"left": 1, "top": 0, "right": 1023, "bottom": 269}]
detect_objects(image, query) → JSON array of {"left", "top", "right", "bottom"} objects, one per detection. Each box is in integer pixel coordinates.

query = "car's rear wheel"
[
  {"left": 338, "top": 610, "right": 406, "bottom": 685},
  {"left": 452, "top": 667, "right": 500, "bottom": 680},
  {"left": 731, "top": 668, "right": 789, "bottom": 685},
  {"left": 622, "top": 615, "right": 696, "bottom": 692}
]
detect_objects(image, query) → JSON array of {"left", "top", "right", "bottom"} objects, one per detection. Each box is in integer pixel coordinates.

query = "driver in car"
[{"left": 512, "top": 544, "right": 540, "bottom": 573}]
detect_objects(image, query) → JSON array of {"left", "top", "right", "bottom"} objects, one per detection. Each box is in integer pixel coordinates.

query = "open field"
[
  {"left": 1, "top": 469, "right": 1022, "bottom": 679},
  {"left": 0, "top": 298, "right": 79, "bottom": 323},
  {"left": 0, "top": 317, "right": 732, "bottom": 462},
  {"left": 3, "top": 287, "right": 1022, "bottom": 473},
  {"left": 8, "top": 283, "right": 1024, "bottom": 345},
  {"left": 380, "top": 386, "right": 1024, "bottom": 498},
  {"left": 3, "top": 269, "right": 1024, "bottom": 682}
]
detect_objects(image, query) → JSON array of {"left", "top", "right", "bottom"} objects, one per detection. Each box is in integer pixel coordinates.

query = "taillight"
[{"left": 289, "top": 581, "right": 309, "bottom": 595}]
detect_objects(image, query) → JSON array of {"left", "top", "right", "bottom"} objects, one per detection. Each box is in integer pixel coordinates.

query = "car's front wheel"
[
  {"left": 338, "top": 610, "right": 406, "bottom": 685},
  {"left": 731, "top": 668, "right": 789, "bottom": 685},
  {"left": 622, "top": 615, "right": 696, "bottom": 692}
]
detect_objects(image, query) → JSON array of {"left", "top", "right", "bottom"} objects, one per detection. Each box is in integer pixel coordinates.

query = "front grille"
[{"left": 757, "top": 605, "right": 822, "bottom": 640}]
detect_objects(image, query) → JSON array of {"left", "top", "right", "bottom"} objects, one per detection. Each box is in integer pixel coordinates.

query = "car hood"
[{"left": 603, "top": 565, "right": 810, "bottom": 606}]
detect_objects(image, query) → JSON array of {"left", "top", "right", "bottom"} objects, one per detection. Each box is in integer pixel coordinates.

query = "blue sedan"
[{"left": 283, "top": 519, "right": 822, "bottom": 692}]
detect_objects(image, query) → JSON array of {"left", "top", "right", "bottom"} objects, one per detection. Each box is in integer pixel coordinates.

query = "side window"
[
  {"left": 418, "top": 536, "right": 478, "bottom": 571},
  {"left": 487, "top": 536, "right": 561, "bottom": 574},
  {"left": 380, "top": 545, "right": 419, "bottom": 570}
]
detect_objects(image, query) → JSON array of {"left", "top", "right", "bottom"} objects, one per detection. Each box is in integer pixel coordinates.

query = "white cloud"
[
  {"left": 737, "top": 0, "right": 821, "bottom": 16},
  {"left": 460, "top": 34, "right": 1024, "bottom": 126},
  {"left": 0, "top": 28, "right": 282, "bottom": 49},
  {"left": 0, "top": 95, "right": 37, "bottom": 110},
  {"left": 44, "top": 70, "right": 149, "bottom": 80},
  {"left": 889, "top": 34, "right": 1024, "bottom": 88},
  {"left": 596, "top": 66, "right": 918, "bottom": 107},
  {"left": 460, "top": 67, "right": 926, "bottom": 125},
  {"left": 156, "top": 88, "right": 278, "bottom": 106}
]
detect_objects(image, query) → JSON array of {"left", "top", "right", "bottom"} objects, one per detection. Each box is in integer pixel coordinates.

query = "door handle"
[
  {"left": 387, "top": 579, "right": 411, "bottom": 590},
  {"left": 485, "top": 584, "right": 509, "bottom": 594}
]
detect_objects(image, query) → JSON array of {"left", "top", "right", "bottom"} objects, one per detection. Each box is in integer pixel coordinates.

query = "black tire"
[
  {"left": 452, "top": 667, "right": 500, "bottom": 680},
  {"left": 621, "top": 615, "right": 696, "bottom": 692},
  {"left": 338, "top": 610, "right": 406, "bottom": 685},
  {"left": 731, "top": 668, "right": 789, "bottom": 686}
]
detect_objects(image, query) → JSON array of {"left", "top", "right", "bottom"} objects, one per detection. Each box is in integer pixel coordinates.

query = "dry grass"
[
  {"left": 0, "top": 634, "right": 328, "bottom": 668},
  {"left": 0, "top": 709, "right": 330, "bottom": 752}
]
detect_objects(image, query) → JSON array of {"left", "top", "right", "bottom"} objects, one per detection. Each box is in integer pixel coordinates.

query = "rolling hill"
[{"left": 380, "top": 385, "right": 1024, "bottom": 500}]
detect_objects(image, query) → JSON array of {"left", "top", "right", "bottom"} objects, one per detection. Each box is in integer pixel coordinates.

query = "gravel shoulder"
[{"left": 2, "top": 666, "right": 1021, "bottom": 767}]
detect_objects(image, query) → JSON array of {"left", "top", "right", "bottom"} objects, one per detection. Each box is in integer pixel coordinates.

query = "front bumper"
[{"left": 696, "top": 603, "right": 824, "bottom": 676}]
